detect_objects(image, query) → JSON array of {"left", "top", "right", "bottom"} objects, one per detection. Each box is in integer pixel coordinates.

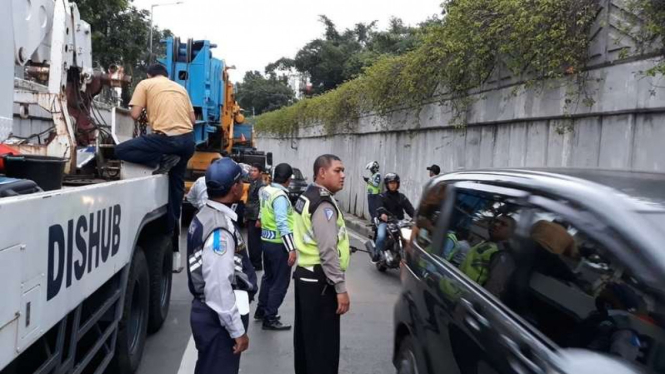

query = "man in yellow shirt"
[{"left": 115, "top": 64, "right": 196, "bottom": 233}]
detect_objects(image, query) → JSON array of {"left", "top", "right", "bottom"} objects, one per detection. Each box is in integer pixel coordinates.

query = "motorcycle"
[{"left": 364, "top": 214, "right": 413, "bottom": 272}]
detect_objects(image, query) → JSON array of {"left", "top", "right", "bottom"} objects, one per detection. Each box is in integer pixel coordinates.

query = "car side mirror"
[
  {"left": 559, "top": 349, "right": 642, "bottom": 374},
  {"left": 266, "top": 152, "right": 273, "bottom": 167},
  {"left": 305, "top": 177, "right": 308, "bottom": 181}
]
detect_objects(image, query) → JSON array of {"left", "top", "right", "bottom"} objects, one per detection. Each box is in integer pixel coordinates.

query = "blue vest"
[{"left": 186, "top": 205, "right": 257, "bottom": 300}]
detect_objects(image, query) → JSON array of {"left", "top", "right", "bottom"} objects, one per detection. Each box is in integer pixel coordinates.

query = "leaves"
[
  {"left": 256, "top": 0, "right": 663, "bottom": 136},
  {"left": 77, "top": 0, "right": 172, "bottom": 104},
  {"left": 235, "top": 72, "right": 296, "bottom": 116}
]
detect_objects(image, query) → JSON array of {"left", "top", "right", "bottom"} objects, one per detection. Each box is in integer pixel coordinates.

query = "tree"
[
  {"left": 76, "top": 0, "right": 172, "bottom": 104},
  {"left": 236, "top": 71, "right": 295, "bottom": 115},
  {"left": 272, "top": 15, "right": 434, "bottom": 95}
]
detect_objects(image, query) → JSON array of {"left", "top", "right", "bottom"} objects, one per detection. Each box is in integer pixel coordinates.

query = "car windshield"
[{"left": 293, "top": 168, "right": 304, "bottom": 180}]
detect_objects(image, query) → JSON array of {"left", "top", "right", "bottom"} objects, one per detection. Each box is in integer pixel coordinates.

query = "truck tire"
[
  {"left": 146, "top": 235, "right": 173, "bottom": 333},
  {"left": 112, "top": 248, "right": 150, "bottom": 374}
]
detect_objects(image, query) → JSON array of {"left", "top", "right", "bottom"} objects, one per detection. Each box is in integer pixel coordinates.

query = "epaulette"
[{"left": 319, "top": 188, "right": 330, "bottom": 197}]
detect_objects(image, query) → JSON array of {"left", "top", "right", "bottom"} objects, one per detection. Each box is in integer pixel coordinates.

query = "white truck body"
[
  {"left": 1, "top": 1, "right": 176, "bottom": 373},
  {"left": 0, "top": 176, "right": 168, "bottom": 370}
]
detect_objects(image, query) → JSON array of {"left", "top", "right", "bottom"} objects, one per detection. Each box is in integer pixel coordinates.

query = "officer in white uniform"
[{"left": 186, "top": 158, "right": 256, "bottom": 374}]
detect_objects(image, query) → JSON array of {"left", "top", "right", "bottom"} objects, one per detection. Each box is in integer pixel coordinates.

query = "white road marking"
[
  {"left": 347, "top": 228, "right": 368, "bottom": 243},
  {"left": 177, "top": 336, "right": 197, "bottom": 374}
]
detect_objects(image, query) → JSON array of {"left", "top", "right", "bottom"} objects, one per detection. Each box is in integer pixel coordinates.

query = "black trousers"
[
  {"left": 367, "top": 193, "right": 380, "bottom": 220},
  {"left": 190, "top": 299, "right": 249, "bottom": 374},
  {"left": 293, "top": 266, "right": 340, "bottom": 374},
  {"left": 257, "top": 241, "right": 291, "bottom": 319},
  {"left": 115, "top": 132, "right": 195, "bottom": 233},
  {"left": 246, "top": 220, "right": 263, "bottom": 270}
]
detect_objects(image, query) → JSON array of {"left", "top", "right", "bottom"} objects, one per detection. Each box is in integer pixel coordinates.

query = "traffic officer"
[
  {"left": 293, "top": 154, "right": 350, "bottom": 374},
  {"left": 254, "top": 163, "right": 297, "bottom": 330},
  {"left": 363, "top": 161, "right": 381, "bottom": 220},
  {"left": 186, "top": 158, "right": 256, "bottom": 374}
]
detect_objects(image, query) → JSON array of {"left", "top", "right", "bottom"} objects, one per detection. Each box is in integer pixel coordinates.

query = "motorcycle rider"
[{"left": 372, "top": 173, "right": 415, "bottom": 262}]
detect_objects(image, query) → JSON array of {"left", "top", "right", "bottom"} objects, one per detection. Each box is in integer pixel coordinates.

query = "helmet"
[
  {"left": 384, "top": 173, "right": 400, "bottom": 186},
  {"left": 365, "top": 161, "right": 379, "bottom": 173},
  {"left": 206, "top": 158, "right": 246, "bottom": 198}
]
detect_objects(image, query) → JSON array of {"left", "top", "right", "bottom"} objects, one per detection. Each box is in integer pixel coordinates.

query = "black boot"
[
  {"left": 153, "top": 155, "right": 181, "bottom": 175},
  {"left": 253, "top": 308, "right": 265, "bottom": 321},
  {"left": 262, "top": 318, "right": 291, "bottom": 331}
]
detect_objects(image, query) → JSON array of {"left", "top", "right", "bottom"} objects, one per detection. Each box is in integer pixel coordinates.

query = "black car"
[
  {"left": 288, "top": 167, "right": 308, "bottom": 203},
  {"left": 394, "top": 169, "right": 665, "bottom": 374}
]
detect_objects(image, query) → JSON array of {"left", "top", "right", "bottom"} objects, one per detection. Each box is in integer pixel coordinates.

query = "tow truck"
[{"left": 1, "top": 1, "right": 177, "bottom": 373}]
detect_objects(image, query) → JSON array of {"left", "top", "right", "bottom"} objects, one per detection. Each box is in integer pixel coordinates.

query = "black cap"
[
  {"left": 273, "top": 163, "right": 293, "bottom": 184},
  {"left": 427, "top": 164, "right": 440, "bottom": 175}
]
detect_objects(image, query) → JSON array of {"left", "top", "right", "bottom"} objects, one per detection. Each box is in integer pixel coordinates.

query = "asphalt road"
[{"left": 136, "top": 226, "right": 402, "bottom": 374}]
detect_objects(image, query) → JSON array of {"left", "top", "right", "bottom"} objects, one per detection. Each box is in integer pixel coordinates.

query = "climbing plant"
[
  {"left": 622, "top": 0, "right": 665, "bottom": 77},
  {"left": 256, "top": 0, "right": 663, "bottom": 136}
]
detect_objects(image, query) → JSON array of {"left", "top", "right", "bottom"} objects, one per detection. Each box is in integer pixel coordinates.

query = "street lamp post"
[{"left": 149, "top": 1, "right": 184, "bottom": 62}]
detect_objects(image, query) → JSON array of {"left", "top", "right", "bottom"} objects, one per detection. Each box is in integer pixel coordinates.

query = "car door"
[
  {"left": 505, "top": 194, "right": 665, "bottom": 374},
  {"left": 410, "top": 180, "right": 535, "bottom": 374},
  {"left": 406, "top": 179, "right": 459, "bottom": 374},
  {"left": 452, "top": 190, "right": 665, "bottom": 374}
]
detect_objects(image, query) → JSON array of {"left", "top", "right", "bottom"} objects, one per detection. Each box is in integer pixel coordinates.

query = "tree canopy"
[
  {"left": 235, "top": 71, "right": 295, "bottom": 116},
  {"left": 76, "top": 0, "right": 171, "bottom": 103}
]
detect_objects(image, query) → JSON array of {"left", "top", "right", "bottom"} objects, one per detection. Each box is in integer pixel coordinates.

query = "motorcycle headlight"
[{"left": 400, "top": 228, "right": 412, "bottom": 242}]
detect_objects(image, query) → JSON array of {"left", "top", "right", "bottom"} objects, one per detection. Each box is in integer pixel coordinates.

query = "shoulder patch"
[
  {"left": 294, "top": 198, "right": 306, "bottom": 214},
  {"left": 324, "top": 208, "right": 334, "bottom": 221},
  {"left": 212, "top": 230, "right": 227, "bottom": 256}
]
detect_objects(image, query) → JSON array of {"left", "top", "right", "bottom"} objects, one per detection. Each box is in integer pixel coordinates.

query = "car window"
[
  {"left": 501, "top": 205, "right": 665, "bottom": 373},
  {"left": 430, "top": 188, "right": 526, "bottom": 297},
  {"left": 413, "top": 181, "right": 448, "bottom": 250},
  {"left": 292, "top": 168, "right": 304, "bottom": 180}
]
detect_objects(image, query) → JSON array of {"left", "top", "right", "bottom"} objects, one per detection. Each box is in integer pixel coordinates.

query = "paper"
[{"left": 234, "top": 290, "right": 250, "bottom": 315}]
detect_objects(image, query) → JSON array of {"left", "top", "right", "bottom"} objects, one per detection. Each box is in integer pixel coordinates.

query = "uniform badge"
[
  {"left": 319, "top": 188, "right": 330, "bottom": 197},
  {"left": 324, "top": 208, "right": 334, "bottom": 221},
  {"left": 212, "top": 230, "right": 227, "bottom": 256}
]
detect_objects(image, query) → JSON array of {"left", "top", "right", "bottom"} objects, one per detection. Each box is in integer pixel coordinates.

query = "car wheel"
[
  {"left": 376, "top": 262, "right": 388, "bottom": 272},
  {"left": 396, "top": 335, "right": 419, "bottom": 374}
]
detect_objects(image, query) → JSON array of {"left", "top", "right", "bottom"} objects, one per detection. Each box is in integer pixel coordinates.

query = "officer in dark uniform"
[
  {"left": 187, "top": 158, "right": 257, "bottom": 374},
  {"left": 293, "top": 154, "right": 351, "bottom": 374},
  {"left": 254, "top": 163, "right": 296, "bottom": 330}
]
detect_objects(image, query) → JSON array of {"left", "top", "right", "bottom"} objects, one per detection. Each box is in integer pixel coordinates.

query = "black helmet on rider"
[{"left": 384, "top": 173, "right": 400, "bottom": 191}]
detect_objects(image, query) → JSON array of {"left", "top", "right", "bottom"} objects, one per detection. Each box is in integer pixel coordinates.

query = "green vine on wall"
[{"left": 256, "top": 0, "right": 663, "bottom": 136}]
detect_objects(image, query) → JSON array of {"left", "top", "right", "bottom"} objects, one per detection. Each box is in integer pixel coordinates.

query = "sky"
[{"left": 131, "top": 0, "right": 444, "bottom": 82}]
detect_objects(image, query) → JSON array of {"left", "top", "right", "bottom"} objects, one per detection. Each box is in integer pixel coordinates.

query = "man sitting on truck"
[{"left": 115, "top": 63, "right": 196, "bottom": 233}]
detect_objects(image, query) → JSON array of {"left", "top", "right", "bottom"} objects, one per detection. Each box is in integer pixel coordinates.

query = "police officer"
[
  {"left": 293, "top": 154, "right": 350, "bottom": 374},
  {"left": 187, "top": 158, "right": 257, "bottom": 374},
  {"left": 245, "top": 163, "right": 265, "bottom": 270},
  {"left": 254, "top": 163, "right": 297, "bottom": 330},
  {"left": 363, "top": 161, "right": 381, "bottom": 220}
]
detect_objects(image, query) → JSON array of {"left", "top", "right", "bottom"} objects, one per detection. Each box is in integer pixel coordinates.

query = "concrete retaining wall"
[{"left": 257, "top": 0, "right": 665, "bottom": 218}]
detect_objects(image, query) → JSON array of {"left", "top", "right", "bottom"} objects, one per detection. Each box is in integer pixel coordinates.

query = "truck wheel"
[
  {"left": 112, "top": 247, "right": 149, "bottom": 374},
  {"left": 146, "top": 235, "right": 173, "bottom": 333}
]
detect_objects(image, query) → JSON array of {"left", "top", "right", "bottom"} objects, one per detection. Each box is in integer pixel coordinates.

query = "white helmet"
[{"left": 365, "top": 161, "right": 379, "bottom": 172}]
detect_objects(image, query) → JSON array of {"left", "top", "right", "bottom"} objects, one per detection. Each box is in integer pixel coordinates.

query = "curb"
[{"left": 344, "top": 215, "right": 373, "bottom": 238}]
